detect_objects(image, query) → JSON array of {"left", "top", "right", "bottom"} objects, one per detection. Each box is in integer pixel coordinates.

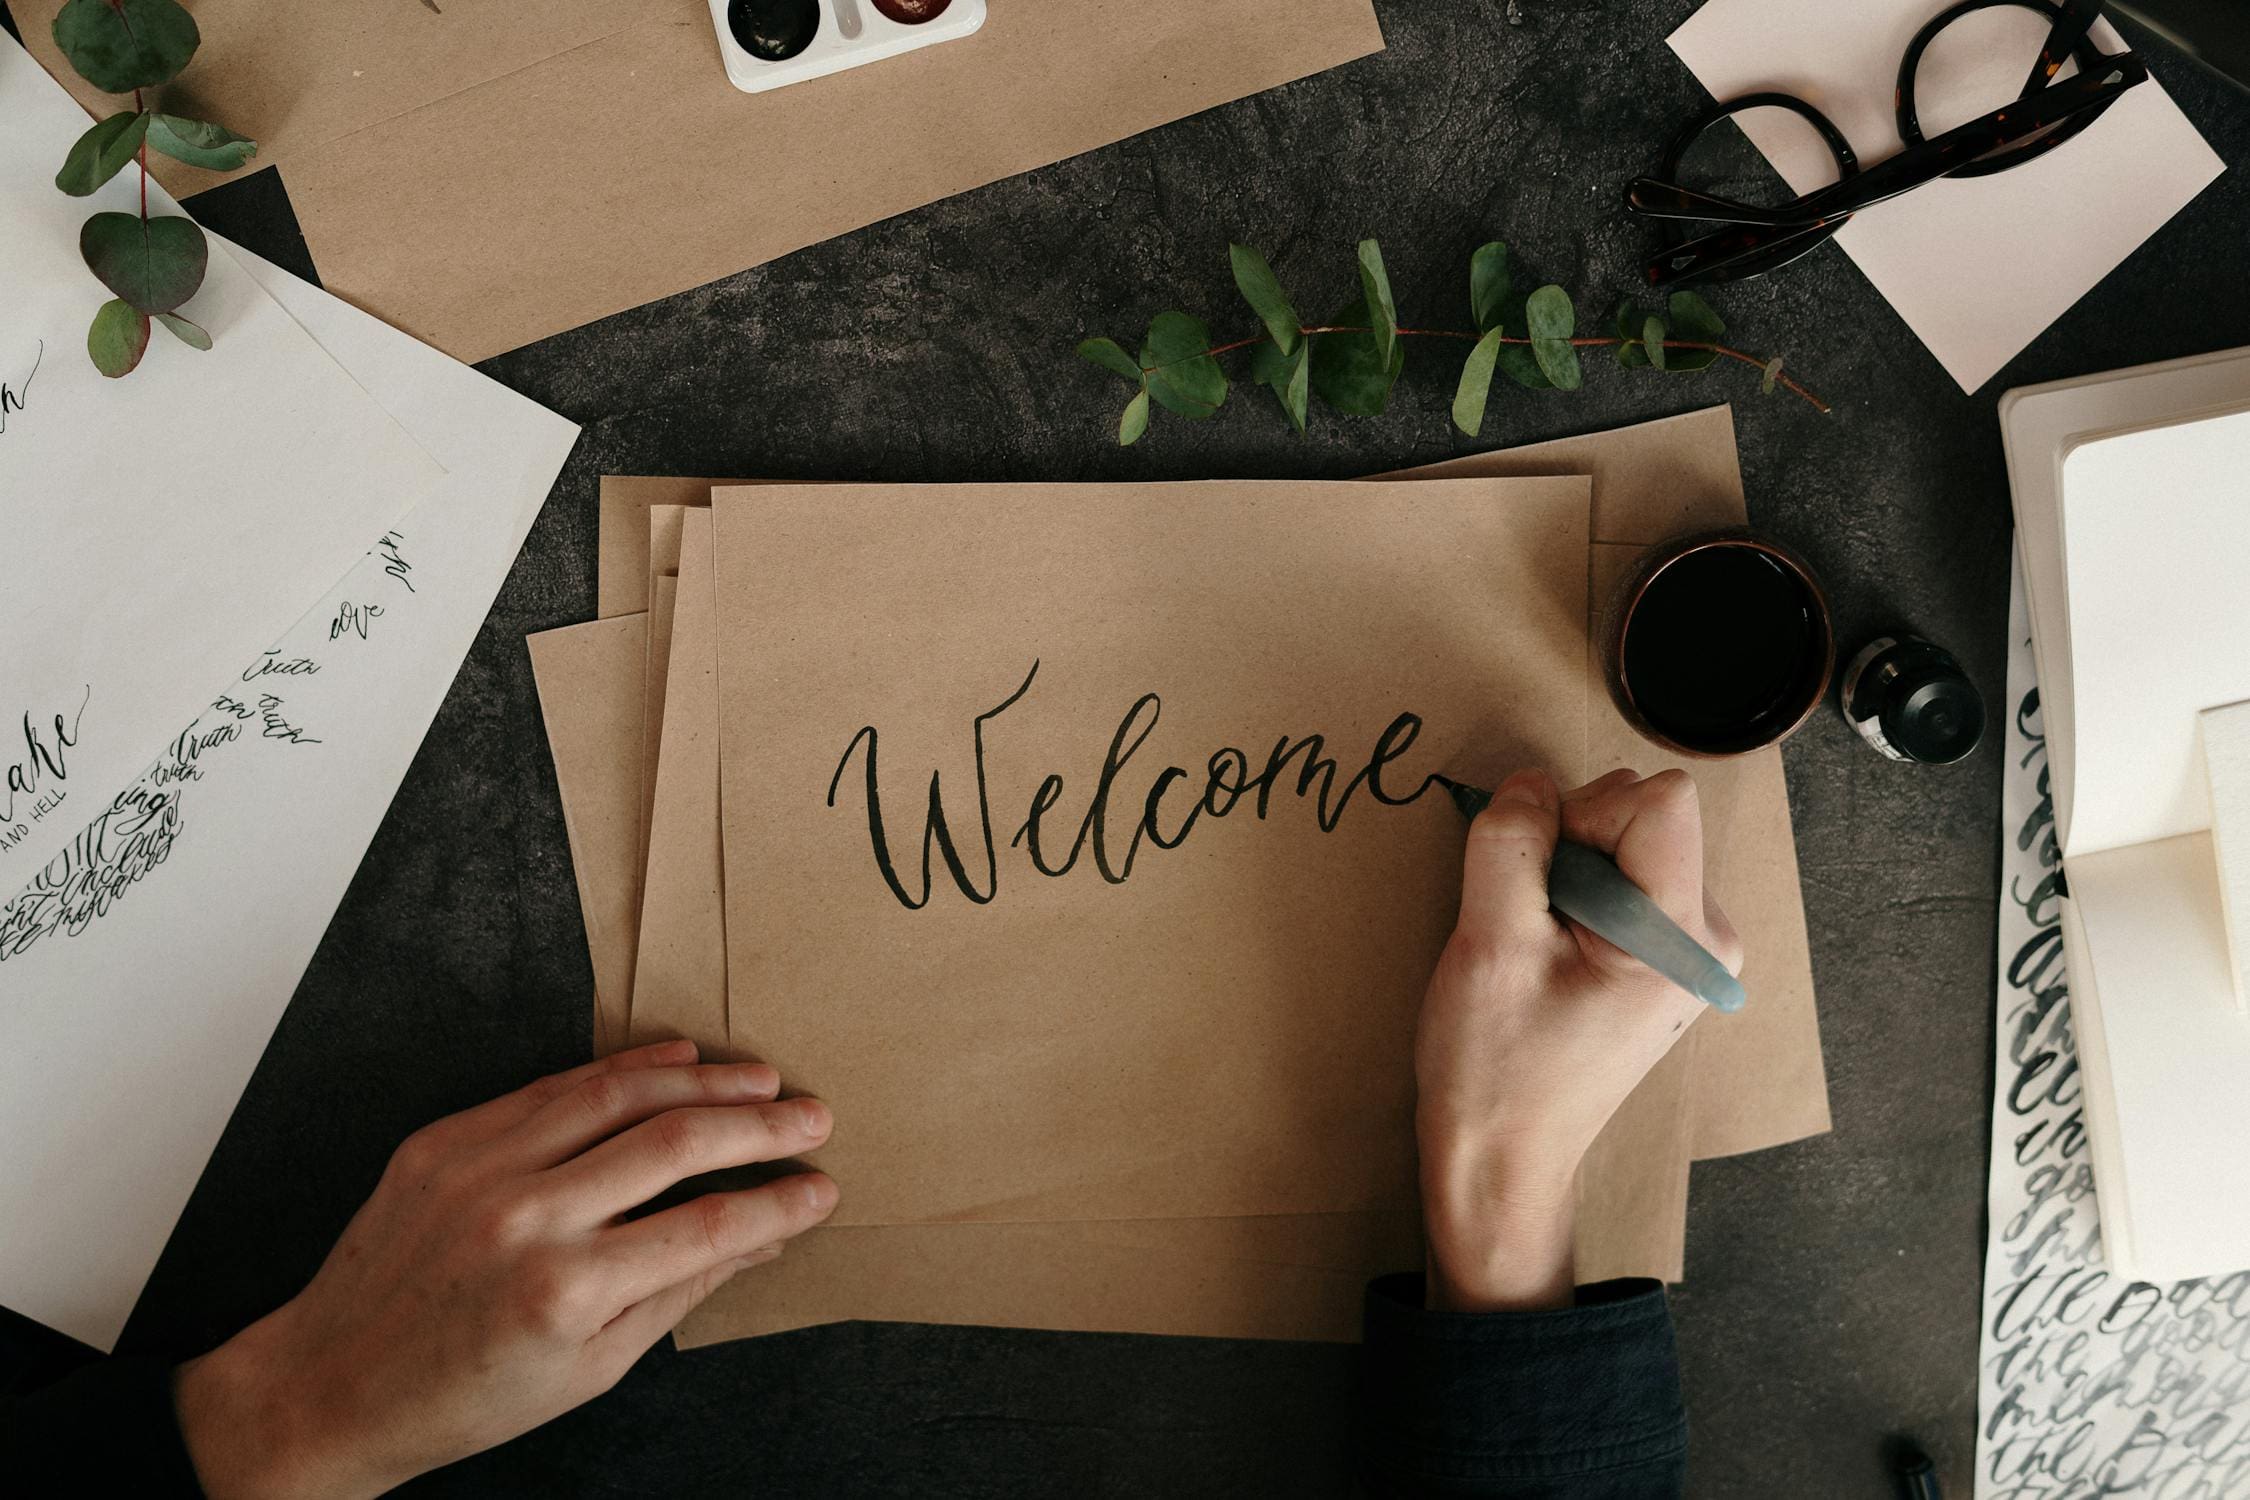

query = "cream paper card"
[
  {"left": 0, "top": 35, "right": 444, "bottom": 888},
  {"left": 0, "top": 240, "right": 577, "bottom": 1350},
  {"left": 1669, "top": 0, "right": 2223, "bottom": 391}
]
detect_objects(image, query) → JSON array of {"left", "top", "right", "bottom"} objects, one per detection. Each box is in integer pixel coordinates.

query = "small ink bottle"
[{"left": 1840, "top": 634, "right": 1985, "bottom": 765}]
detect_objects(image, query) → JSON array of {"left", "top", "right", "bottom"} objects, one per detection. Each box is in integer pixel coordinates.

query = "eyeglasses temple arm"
[
  {"left": 2022, "top": 0, "right": 2107, "bottom": 98},
  {"left": 1623, "top": 178, "right": 1796, "bottom": 227}
]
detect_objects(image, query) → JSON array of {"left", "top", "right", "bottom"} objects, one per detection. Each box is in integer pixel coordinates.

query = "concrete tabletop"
[{"left": 6, "top": 2, "right": 2248, "bottom": 1494}]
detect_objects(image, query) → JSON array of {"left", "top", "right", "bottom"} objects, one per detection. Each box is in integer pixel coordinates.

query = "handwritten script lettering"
[
  {"left": 377, "top": 531, "right": 415, "bottom": 593},
  {"left": 0, "top": 717, "right": 241, "bottom": 962},
  {"left": 1977, "top": 666, "right": 2250, "bottom": 1497},
  {"left": 242, "top": 651, "right": 321, "bottom": 683},
  {"left": 828, "top": 661, "right": 1441, "bottom": 911},
  {"left": 0, "top": 340, "right": 41, "bottom": 436},
  {"left": 330, "top": 601, "right": 384, "bottom": 641},
  {"left": 1, "top": 687, "right": 90, "bottom": 825}
]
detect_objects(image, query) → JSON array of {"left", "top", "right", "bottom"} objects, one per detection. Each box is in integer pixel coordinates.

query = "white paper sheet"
[
  {"left": 0, "top": 240, "right": 578, "bottom": 1350},
  {"left": 1998, "top": 346, "right": 2250, "bottom": 854},
  {"left": 0, "top": 36, "right": 447, "bottom": 889},
  {"left": 1977, "top": 561, "right": 2250, "bottom": 1496},
  {"left": 1669, "top": 0, "right": 2223, "bottom": 392},
  {"left": 2060, "top": 406, "right": 2250, "bottom": 856}
]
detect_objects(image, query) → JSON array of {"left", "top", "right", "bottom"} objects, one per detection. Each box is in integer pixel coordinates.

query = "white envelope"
[{"left": 0, "top": 34, "right": 443, "bottom": 888}]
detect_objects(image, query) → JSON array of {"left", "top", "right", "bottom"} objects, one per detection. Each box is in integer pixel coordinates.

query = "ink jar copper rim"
[{"left": 1600, "top": 529, "right": 1836, "bottom": 759}]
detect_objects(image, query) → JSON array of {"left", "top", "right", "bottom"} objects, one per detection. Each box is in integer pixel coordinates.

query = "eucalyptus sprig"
[
  {"left": 48, "top": 0, "right": 258, "bottom": 377},
  {"left": 1078, "top": 240, "right": 1828, "bottom": 446}
]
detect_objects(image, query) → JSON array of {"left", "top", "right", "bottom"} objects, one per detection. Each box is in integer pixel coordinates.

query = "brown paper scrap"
[
  {"left": 587, "top": 408, "right": 1828, "bottom": 1165},
  {"left": 711, "top": 477, "right": 1594, "bottom": 1227},
  {"left": 527, "top": 615, "right": 649, "bottom": 1058},
  {"left": 18, "top": 2, "right": 1386, "bottom": 361},
  {"left": 629, "top": 513, "right": 730, "bottom": 1052}
]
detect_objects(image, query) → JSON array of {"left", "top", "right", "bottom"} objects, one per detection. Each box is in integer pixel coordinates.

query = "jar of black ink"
[{"left": 1840, "top": 634, "right": 1985, "bottom": 765}]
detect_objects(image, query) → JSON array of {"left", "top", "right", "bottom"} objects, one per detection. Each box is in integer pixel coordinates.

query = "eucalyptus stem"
[
  {"left": 1079, "top": 238, "right": 1831, "bottom": 446},
  {"left": 1142, "top": 326, "right": 1829, "bottom": 413}
]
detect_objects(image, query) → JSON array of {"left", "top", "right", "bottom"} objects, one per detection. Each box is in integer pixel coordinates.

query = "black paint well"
[{"left": 730, "top": 0, "right": 822, "bottom": 60}]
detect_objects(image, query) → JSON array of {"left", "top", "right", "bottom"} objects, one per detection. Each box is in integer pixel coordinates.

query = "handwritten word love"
[{"left": 828, "top": 661, "right": 1441, "bottom": 911}]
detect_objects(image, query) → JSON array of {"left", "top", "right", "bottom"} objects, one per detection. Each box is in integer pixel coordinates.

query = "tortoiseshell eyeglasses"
[{"left": 1628, "top": 0, "right": 2148, "bottom": 287}]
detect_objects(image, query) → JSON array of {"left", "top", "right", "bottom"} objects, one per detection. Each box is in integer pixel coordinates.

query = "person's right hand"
[
  {"left": 172, "top": 1039, "right": 837, "bottom": 1500},
  {"left": 1414, "top": 767, "right": 1742, "bottom": 1314}
]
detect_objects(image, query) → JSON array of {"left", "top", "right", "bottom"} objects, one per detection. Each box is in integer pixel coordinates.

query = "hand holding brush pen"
[{"left": 1438, "top": 774, "right": 1748, "bottom": 1013}]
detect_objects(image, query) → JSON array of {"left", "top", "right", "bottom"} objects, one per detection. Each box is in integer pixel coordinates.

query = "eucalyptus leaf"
[
  {"left": 87, "top": 298, "right": 151, "bottom": 378},
  {"left": 1469, "top": 242, "right": 1512, "bottom": 334},
  {"left": 81, "top": 211, "right": 207, "bottom": 314},
  {"left": 1249, "top": 337, "right": 1291, "bottom": 389},
  {"left": 1229, "top": 244, "right": 1300, "bottom": 357},
  {"left": 1485, "top": 254, "right": 1552, "bottom": 389},
  {"left": 1357, "top": 239, "right": 1398, "bottom": 371},
  {"left": 1119, "top": 389, "right": 1151, "bottom": 446},
  {"left": 1613, "top": 300, "right": 1650, "bottom": 369},
  {"left": 1076, "top": 337, "right": 1142, "bottom": 384},
  {"left": 1452, "top": 328, "right": 1504, "bottom": 438},
  {"left": 1525, "top": 285, "right": 1581, "bottom": 391},
  {"left": 155, "top": 312, "right": 212, "bottom": 351},
  {"left": 1664, "top": 290, "right": 1725, "bottom": 372},
  {"left": 1308, "top": 296, "right": 1405, "bottom": 416},
  {"left": 1762, "top": 356, "right": 1785, "bottom": 395},
  {"left": 55, "top": 110, "right": 149, "bottom": 197},
  {"left": 1642, "top": 316, "right": 1667, "bottom": 372},
  {"left": 146, "top": 114, "right": 258, "bottom": 172},
  {"left": 1138, "top": 311, "right": 1227, "bottom": 419},
  {"left": 52, "top": 0, "right": 200, "bottom": 94},
  {"left": 1281, "top": 342, "right": 1311, "bottom": 433}
]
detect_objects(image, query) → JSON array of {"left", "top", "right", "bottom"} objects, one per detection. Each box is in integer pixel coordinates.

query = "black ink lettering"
[
  {"left": 847, "top": 663, "right": 1442, "bottom": 908},
  {"left": 829, "top": 662, "right": 1037, "bottom": 910},
  {"left": 0, "top": 340, "right": 42, "bottom": 436},
  {"left": 377, "top": 531, "right": 416, "bottom": 593},
  {"left": 1, "top": 686, "right": 90, "bottom": 824}
]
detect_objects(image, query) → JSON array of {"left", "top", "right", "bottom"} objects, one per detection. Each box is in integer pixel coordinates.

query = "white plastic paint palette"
[{"left": 709, "top": 0, "right": 988, "bottom": 95}]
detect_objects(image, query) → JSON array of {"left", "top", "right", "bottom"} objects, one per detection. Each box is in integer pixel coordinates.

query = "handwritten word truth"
[
  {"left": 828, "top": 661, "right": 1441, "bottom": 911},
  {"left": 0, "top": 341, "right": 42, "bottom": 436},
  {"left": 241, "top": 651, "right": 322, "bottom": 682},
  {"left": 1, "top": 686, "right": 90, "bottom": 826}
]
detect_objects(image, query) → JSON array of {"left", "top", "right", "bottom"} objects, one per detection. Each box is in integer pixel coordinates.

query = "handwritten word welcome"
[
  {"left": 0, "top": 341, "right": 41, "bottom": 436},
  {"left": 828, "top": 661, "right": 1441, "bottom": 911}
]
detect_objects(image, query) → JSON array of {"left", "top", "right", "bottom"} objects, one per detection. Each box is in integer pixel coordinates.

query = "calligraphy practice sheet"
[
  {"left": 712, "top": 478, "right": 1592, "bottom": 1228},
  {"left": 0, "top": 242, "right": 578, "bottom": 1351},
  {"left": 0, "top": 35, "right": 445, "bottom": 889},
  {"left": 1976, "top": 558, "right": 2250, "bottom": 1497}
]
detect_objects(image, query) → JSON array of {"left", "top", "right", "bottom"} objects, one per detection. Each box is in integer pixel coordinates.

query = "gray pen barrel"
[{"left": 1546, "top": 839, "right": 1747, "bottom": 1013}]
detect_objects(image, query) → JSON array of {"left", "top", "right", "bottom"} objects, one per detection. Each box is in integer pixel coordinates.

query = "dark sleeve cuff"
[
  {"left": 1357, "top": 1274, "right": 1686, "bottom": 1498},
  {"left": 0, "top": 1355, "right": 204, "bottom": 1497}
]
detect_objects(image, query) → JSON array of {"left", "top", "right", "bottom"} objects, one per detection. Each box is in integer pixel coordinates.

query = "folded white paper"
[
  {"left": 1669, "top": 0, "right": 2223, "bottom": 392},
  {"left": 0, "top": 34, "right": 446, "bottom": 890},
  {"left": 0, "top": 238, "right": 578, "bottom": 1350},
  {"left": 2003, "top": 351, "right": 2250, "bottom": 1285}
]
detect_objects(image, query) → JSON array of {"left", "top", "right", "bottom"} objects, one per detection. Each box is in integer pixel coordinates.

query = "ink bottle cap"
[{"left": 1841, "top": 634, "right": 1984, "bottom": 765}]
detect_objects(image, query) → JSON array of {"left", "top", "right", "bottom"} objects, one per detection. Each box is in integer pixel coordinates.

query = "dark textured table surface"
[{"left": 6, "top": 2, "right": 2250, "bottom": 1495}]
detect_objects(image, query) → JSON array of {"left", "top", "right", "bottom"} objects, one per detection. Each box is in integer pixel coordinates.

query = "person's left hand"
[{"left": 172, "top": 1039, "right": 836, "bottom": 1499}]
